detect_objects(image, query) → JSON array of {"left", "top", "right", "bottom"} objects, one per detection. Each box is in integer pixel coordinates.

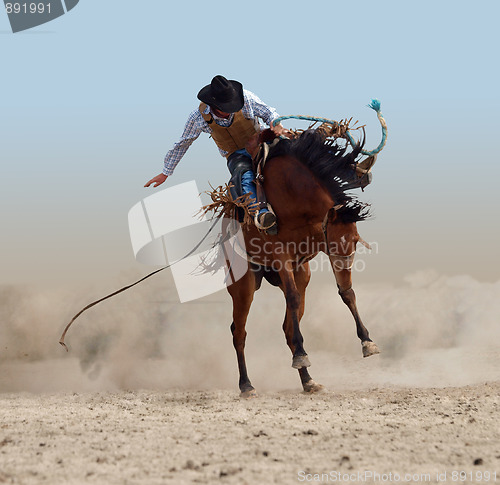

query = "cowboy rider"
[{"left": 145, "top": 75, "right": 288, "bottom": 235}]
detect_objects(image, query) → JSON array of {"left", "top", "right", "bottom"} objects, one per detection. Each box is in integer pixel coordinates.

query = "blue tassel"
[{"left": 368, "top": 99, "right": 381, "bottom": 112}]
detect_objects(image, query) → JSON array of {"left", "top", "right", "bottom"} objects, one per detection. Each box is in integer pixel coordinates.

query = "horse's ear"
[{"left": 328, "top": 207, "right": 338, "bottom": 224}]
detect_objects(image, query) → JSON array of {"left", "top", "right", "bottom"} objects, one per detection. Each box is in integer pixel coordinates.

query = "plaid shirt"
[{"left": 162, "top": 89, "right": 280, "bottom": 176}]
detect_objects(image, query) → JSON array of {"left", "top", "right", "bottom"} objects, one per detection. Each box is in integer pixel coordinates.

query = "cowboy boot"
[{"left": 255, "top": 206, "right": 278, "bottom": 236}]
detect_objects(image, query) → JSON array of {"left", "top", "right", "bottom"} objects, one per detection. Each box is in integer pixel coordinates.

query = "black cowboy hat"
[{"left": 197, "top": 75, "right": 244, "bottom": 113}]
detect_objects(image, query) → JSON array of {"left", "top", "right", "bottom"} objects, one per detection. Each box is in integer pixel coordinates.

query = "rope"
[
  {"left": 272, "top": 114, "right": 346, "bottom": 126},
  {"left": 59, "top": 217, "right": 221, "bottom": 351},
  {"left": 347, "top": 99, "right": 388, "bottom": 156},
  {"left": 271, "top": 99, "right": 388, "bottom": 156}
]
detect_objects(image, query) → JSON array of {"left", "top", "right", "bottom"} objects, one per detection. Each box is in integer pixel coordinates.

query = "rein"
[
  {"left": 59, "top": 217, "right": 221, "bottom": 351},
  {"left": 271, "top": 99, "right": 387, "bottom": 156}
]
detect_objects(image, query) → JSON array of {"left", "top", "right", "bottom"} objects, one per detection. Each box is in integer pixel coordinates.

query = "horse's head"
[{"left": 245, "top": 129, "right": 277, "bottom": 159}]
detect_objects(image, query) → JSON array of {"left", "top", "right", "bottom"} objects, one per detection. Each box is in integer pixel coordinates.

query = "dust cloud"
[{"left": 0, "top": 268, "right": 498, "bottom": 393}]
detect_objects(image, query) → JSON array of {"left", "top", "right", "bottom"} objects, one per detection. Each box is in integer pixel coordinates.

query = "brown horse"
[{"left": 226, "top": 129, "right": 380, "bottom": 397}]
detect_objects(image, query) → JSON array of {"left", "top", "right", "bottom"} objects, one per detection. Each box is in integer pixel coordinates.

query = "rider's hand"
[
  {"left": 270, "top": 123, "right": 291, "bottom": 138},
  {"left": 144, "top": 173, "right": 168, "bottom": 188}
]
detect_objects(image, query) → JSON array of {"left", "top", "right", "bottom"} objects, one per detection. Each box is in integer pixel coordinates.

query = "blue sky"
[{"left": 1, "top": 0, "right": 499, "bottom": 284}]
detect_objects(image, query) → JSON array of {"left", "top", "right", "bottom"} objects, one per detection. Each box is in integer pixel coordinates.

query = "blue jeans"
[{"left": 230, "top": 149, "right": 268, "bottom": 215}]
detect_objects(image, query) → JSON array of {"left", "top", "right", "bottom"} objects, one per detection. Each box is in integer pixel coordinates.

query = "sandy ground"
[
  {"left": 1, "top": 383, "right": 499, "bottom": 485},
  {"left": 1, "top": 271, "right": 500, "bottom": 483}
]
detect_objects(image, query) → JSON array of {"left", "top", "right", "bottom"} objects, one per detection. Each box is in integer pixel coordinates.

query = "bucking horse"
[
  {"left": 209, "top": 102, "right": 387, "bottom": 397},
  {"left": 60, "top": 101, "right": 388, "bottom": 398}
]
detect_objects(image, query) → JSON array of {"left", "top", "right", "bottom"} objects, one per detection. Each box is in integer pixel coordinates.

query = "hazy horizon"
[{"left": 1, "top": 1, "right": 499, "bottom": 286}]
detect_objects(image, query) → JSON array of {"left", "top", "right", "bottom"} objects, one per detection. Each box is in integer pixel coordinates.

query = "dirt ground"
[
  {"left": 1, "top": 273, "right": 499, "bottom": 484},
  {"left": 0, "top": 382, "right": 499, "bottom": 485}
]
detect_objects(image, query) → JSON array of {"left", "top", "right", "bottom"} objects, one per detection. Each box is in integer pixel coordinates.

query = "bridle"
[{"left": 321, "top": 207, "right": 356, "bottom": 271}]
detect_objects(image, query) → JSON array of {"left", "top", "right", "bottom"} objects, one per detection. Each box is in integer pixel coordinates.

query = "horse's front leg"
[
  {"left": 280, "top": 262, "right": 323, "bottom": 392},
  {"left": 277, "top": 259, "right": 311, "bottom": 370},
  {"left": 328, "top": 224, "right": 380, "bottom": 358}
]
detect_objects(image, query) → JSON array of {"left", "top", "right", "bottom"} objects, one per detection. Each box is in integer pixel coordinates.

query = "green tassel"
[{"left": 368, "top": 99, "right": 381, "bottom": 112}]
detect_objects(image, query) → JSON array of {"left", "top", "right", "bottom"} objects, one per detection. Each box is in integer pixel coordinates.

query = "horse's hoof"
[
  {"left": 292, "top": 354, "right": 311, "bottom": 369},
  {"left": 240, "top": 389, "right": 258, "bottom": 399},
  {"left": 303, "top": 380, "right": 324, "bottom": 393},
  {"left": 362, "top": 341, "right": 380, "bottom": 358}
]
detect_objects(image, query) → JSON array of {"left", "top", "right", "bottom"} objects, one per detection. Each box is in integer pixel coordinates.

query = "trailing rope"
[
  {"left": 59, "top": 217, "right": 221, "bottom": 351},
  {"left": 271, "top": 99, "right": 388, "bottom": 156},
  {"left": 348, "top": 99, "right": 387, "bottom": 156}
]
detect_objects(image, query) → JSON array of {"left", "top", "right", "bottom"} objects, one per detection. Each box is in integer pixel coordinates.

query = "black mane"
[{"left": 267, "top": 129, "right": 370, "bottom": 223}]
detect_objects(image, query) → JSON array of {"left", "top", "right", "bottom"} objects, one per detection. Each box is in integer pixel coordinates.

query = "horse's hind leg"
[
  {"left": 227, "top": 268, "right": 258, "bottom": 398},
  {"left": 281, "top": 263, "right": 324, "bottom": 393},
  {"left": 330, "top": 255, "right": 380, "bottom": 358}
]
